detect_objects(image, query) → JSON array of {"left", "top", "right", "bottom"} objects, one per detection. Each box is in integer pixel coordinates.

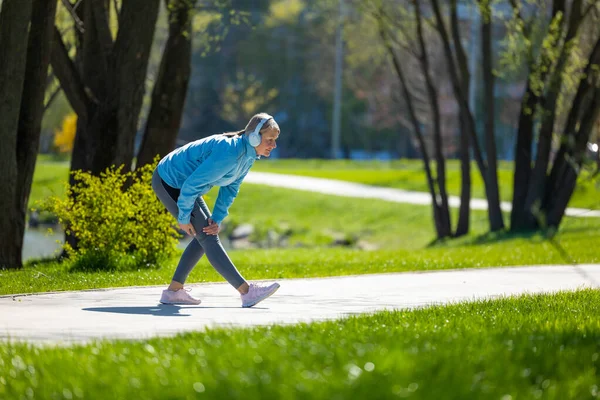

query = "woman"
[{"left": 151, "top": 112, "right": 281, "bottom": 308}]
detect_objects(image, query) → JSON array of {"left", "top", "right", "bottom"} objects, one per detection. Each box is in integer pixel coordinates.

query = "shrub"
[
  {"left": 53, "top": 113, "right": 77, "bottom": 154},
  {"left": 38, "top": 162, "right": 179, "bottom": 271}
]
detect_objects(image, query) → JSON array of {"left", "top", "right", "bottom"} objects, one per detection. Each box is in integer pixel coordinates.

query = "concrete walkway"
[
  {"left": 245, "top": 171, "right": 600, "bottom": 218},
  {"left": 2, "top": 264, "right": 599, "bottom": 345}
]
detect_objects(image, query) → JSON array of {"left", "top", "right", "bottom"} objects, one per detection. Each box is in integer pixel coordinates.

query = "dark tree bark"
[
  {"left": 14, "top": 0, "right": 59, "bottom": 268},
  {"left": 456, "top": 113, "right": 471, "bottom": 237},
  {"left": 429, "top": 0, "right": 507, "bottom": 233},
  {"left": 52, "top": 0, "right": 160, "bottom": 178},
  {"left": 546, "top": 92, "right": 600, "bottom": 227},
  {"left": 0, "top": 0, "right": 33, "bottom": 269},
  {"left": 523, "top": 0, "right": 583, "bottom": 228},
  {"left": 450, "top": 0, "right": 471, "bottom": 237},
  {"left": 137, "top": 0, "right": 195, "bottom": 169},
  {"left": 113, "top": 0, "right": 161, "bottom": 170},
  {"left": 480, "top": 1, "right": 504, "bottom": 231},
  {"left": 510, "top": 0, "right": 565, "bottom": 231},
  {"left": 430, "top": 0, "right": 487, "bottom": 182},
  {"left": 544, "top": 36, "right": 600, "bottom": 226},
  {"left": 414, "top": 0, "right": 451, "bottom": 238},
  {"left": 51, "top": 0, "right": 159, "bottom": 251}
]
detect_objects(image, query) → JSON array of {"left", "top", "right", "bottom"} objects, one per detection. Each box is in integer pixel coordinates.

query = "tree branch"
[
  {"left": 91, "top": 0, "right": 113, "bottom": 57},
  {"left": 508, "top": 0, "right": 532, "bottom": 39},
  {"left": 60, "top": 0, "right": 85, "bottom": 33},
  {"left": 581, "top": 0, "right": 598, "bottom": 21},
  {"left": 44, "top": 86, "right": 62, "bottom": 112},
  {"left": 450, "top": 0, "right": 469, "bottom": 92},
  {"left": 50, "top": 26, "right": 90, "bottom": 118}
]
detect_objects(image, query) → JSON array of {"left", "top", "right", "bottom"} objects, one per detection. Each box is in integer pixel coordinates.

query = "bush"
[
  {"left": 38, "top": 162, "right": 179, "bottom": 271},
  {"left": 53, "top": 113, "right": 77, "bottom": 154}
]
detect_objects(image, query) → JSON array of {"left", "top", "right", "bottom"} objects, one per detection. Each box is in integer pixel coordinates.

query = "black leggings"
[{"left": 151, "top": 169, "right": 246, "bottom": 289}]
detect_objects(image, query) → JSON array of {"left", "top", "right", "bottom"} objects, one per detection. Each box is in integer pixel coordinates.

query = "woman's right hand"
[{"left": 179, "top": 223, "right": 196, "bottom": 236}]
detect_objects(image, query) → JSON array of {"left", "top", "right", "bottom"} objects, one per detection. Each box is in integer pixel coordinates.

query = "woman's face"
[{"left": 255, "top": 128, "right": 279, "bottom": 157}]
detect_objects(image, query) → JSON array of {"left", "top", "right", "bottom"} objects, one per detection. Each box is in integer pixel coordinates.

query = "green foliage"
[
  {"left": 497, "top": 2, "right": 551, "bottom": 80},
  {"left": 192, "top": 1, "right": 251, "bottom": 57},
  {"left": 265, "top": 0, "right": 305, "bottom": 28},
  {"left": 37, "top": 163, "right": 179, "bottom": 271}
]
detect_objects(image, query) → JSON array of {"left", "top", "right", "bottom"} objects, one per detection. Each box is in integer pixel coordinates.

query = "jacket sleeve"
[
  {"left": 177, "top": 149, "right": 235, "bottom": 224},
  {"left": 211, "top": 169, "right": 249, "bottom": 225}
]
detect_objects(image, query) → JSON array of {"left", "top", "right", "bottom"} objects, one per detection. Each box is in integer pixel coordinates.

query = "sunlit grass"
[
  {"left": 4, "top": 215, "right": 599, "bottom": 296},
  {"left": 29, "top": 155, "right": 69, "bottom": 207},
  {"left": 2, "top": 290, "right": 600, "bottom": 399},
  {"left": 8, "top": 157, "right": 600, "bottom": 296},
  {"left": 253, "top": 159, "right": 600, "bottom": 210}
]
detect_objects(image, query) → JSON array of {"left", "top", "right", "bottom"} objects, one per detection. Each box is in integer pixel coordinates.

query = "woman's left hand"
[{"left": 202, "top": 218, "right": 220, "bottom": 235}]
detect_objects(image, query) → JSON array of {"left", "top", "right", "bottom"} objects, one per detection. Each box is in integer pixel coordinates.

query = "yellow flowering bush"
[
  {"left": 53, "top": 113, "right": 77, "bottom": 154},
  {"left": 40, "top": 162, "right": 179, "bottom": 271}
]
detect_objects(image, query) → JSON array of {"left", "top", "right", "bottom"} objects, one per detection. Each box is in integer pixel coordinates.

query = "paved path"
[
  {"left": 245, "top": 172, "right": 600, "bottom": 218},
  {"left": 2, "top": 264, "right": 599, "bottom": 345}
]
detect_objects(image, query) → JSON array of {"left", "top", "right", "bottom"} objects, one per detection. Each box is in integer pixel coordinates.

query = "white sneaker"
[
  {"left": 160, "top": 288, "right": 202, "bottom": 305},
  {"left": 241, "top": 282, "right": 280, "bottom": 308}
]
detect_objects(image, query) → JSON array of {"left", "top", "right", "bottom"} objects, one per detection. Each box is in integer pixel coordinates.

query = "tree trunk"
[
  {"left": 510, "top": 1, "right": 565, "bottom": 231},
  {"left": 0, "top": 0, "right": 33, "bottom": 269},
  {"left": 430, "top": 0, "right": 488, "bottom": 183},
  {"left": 113, "top": 0, "right": 160, "bottom": 171},
  {"left": 544, "top": 36, "right": 600, "bottom": 226},
  {"left": 14, "top": 0, "right": 59, "bottom": 265},
  {"left": 510, "top": 85, "right": 536, "bottom": 230},
  {"left": 415, "top": 0, "right": 451, "bottom": 237},
  {"left": 53, "top": 0, "right": 160, "bottom": 176},
  {"left": 455, "top": 114, "right": 471, "bottom": 237},
  {"left": 451, "top": 0, "right": 471, "bottom": 237},
  {"left": 430, "top": 0, "right": 507, "bottom": 233},
  {"left": 480, "top": 1, "right": 504, "bottom": 231},
  {"left": 137, "top": 0, "right": 194, "bottom": 169},
  {"left": 524, "top": 0, "right": 583, "bottom": 228},
  {"left": 52, "top": 0, "right": 159, "bottom": 252},
  {"left": 377, "top": 16, "right": 445, "bottom": 239},
  {"left": 547, "top": 90, "right": 600, "bottom": 227}
]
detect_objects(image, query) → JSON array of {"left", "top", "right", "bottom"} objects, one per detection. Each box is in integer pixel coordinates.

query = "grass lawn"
[
  {"left": 28, "top": 155, "right": 69, "bottom": 207},
  {"left": 4, "top": 213, "right": 599, "bottom": 295},
  {"left": 2, "top": 290, "right": 600, "bottom": 399},
  {"left": 4, "top": 157, "right": 599, "bottom": 296},
  {"left": 253, "top": 159, "right": 600, "bottom": 210}
]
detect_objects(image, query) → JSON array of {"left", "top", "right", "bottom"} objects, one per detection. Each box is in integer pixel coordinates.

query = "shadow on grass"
[
  {"left": 428, "top": 227, "right": 588, "bottom": 266},
  {"left": 24, "top": 255, "right": 63, "bottom": 268}
]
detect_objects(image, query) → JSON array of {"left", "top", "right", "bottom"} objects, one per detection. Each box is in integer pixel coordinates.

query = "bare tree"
[
  {"left": 479, "top": 0, "right": 503, "bottom": 231},
  {"left": 414, "top": 0, "right": 452, "bottom": 237},
  {"left": 430, "top": 0, "right": 504, "bottom": 232},
  {"left": 369, "top": 0, "right": 451, "bottom": 239}
]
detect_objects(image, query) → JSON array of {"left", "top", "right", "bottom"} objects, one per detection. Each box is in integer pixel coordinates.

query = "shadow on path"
[{"left": 82, "top": 304, "right": 255, "bottom": 317}]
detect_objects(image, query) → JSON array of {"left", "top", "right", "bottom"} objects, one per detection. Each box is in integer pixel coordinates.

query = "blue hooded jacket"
[{"left": 156, "top": 134, "right": 257, "bottom": 225}]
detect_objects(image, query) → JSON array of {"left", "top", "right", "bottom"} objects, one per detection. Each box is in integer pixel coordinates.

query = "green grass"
[
  {"left": 6, "top": 157, "right": 599, "bottom": 296},
  {"left": 2, "top": 290, "right": 600, "bottom": 399},
  {"left": 29, "top": 155, "right": 69, "bottom": 208},
  {"left": 4, "top": 215, "right": 599, "bottom": 295},
  {"left": 253, "top": 159, "right": 600, "bottom": 210}
]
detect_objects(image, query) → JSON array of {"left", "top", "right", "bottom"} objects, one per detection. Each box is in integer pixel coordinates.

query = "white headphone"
[{"left": 248, "top": 115, "right": 273, "bottom": 147}]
